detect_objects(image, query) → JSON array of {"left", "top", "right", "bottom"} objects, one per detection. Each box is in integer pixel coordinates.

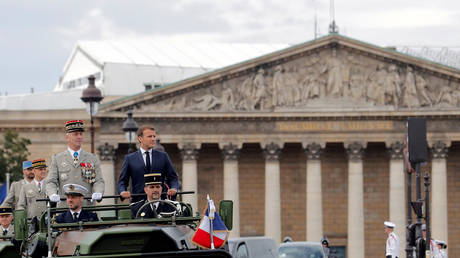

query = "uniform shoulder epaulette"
[{"left": 129, "top": 200, "right": 143, "bottom": 207}]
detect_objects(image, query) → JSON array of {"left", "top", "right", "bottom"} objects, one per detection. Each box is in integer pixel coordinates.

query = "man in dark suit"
[
  {"left": 130, "top": 173, "right": 177, "bottom": 218},
  {"left": 54, "top": 183, "right": 98, "bottom": 223},
  {"left": 118, "top": 126, "right": 179, "bottom": 203}
]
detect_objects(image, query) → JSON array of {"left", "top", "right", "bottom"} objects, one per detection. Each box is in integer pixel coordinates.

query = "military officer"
[
  {"left": 54, "top": 184, "right": 99, "bottom": 223},
  {"left": 1, "top": 160, "right": 35, "bottom": 208},
  {"left": 0, "top": 207, "right": 14, "bottom": 240},
  {"left": 130, "top": 173, "right": 176, "bottom": 218},
  {"left": 384, "top": 221, "right": 400, "bottom": 258},
  {"left": 17, "top": 158, "right": 48, "bottom": 219},
  {"left": 45, "top": 120, "right": 104, "bottom": 205}
]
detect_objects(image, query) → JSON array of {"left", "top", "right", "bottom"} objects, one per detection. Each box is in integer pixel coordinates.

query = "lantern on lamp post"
[
  {"left": 122, "top": 110, "right": 138, "bottom": 153},
  {"left": 80, "top": 75, "right": 104, "bottom": 153}
]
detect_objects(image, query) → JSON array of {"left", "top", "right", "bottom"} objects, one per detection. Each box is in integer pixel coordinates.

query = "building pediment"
[{"left": 100, "top": 34, "right": 460, "bottom": 116}]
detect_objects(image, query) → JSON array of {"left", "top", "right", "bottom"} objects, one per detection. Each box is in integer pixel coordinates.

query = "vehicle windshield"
[{"left": 279, "top": 245, "right": 324, "bottom": 258}]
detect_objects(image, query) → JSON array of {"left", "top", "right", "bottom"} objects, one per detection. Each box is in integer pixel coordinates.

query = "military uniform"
[
  {"left": 17, "top": 159, "right": 49, "bottom": 219},
  {"left": 384, "top": 221, "right": 400, "bottom": 258},
  {"left": 54, "top": 184, "right": 99, "bottom": 223},
  {"left": 130, "top": 173, "right": 176, "bottom": 218},
  {"left": 1, "top": 161, "right": 34, "bottom": 208},
  {"left": 45, "top": 120, "right": 104, "bottom": 206},
  {"left": 0, "top": 207, "right": 14, "bottom": 241},
  {"left": 17, "top": 181, "right": 47, "bottom": 219}
]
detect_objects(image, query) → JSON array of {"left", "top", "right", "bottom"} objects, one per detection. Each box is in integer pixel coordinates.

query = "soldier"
[
  {"left": 45, "top": 120, "right": 104, "bottom": 205},
  {"left": 54, "top": 184, "right": 99, "bottom": 223},
  {"left": 1, "top": 160, "right": 35, "bottom": 208},
  {"left": 130, "top": 173, "right": 176, "bottom": 218},
  {"left": 415, "top": 224, "right": 440, "bottom": 258},
  {"left": 384, "top": 221, "right": 400, "bottom": 258},
  {"left": 17, "top": 158, "right": 48, "bottom": 219},
  {"left": 0, "top": 207, "right": 14, "bottom": 240}
]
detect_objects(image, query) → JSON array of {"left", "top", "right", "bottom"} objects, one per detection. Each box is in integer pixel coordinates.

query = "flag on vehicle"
[
  {"left": 0, "top": 183, "right": 6, "bottom": 204},
  {"left": 191, "top": 196, "right": 229, "bottom": 249}
]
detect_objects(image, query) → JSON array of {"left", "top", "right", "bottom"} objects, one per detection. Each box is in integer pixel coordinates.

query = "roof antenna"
[
  {"left": 328, "top": 0, "right": 339, "bottom": 34},
  {"left": 313, "top": 0, "right": 319, "bottom": 39}
]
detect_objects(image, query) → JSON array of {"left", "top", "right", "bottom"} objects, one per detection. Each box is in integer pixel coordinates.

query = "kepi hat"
[
  {"left": 0, "top": 206, "right": 12, "bottom": 215},
  {"left": 32, "top": 158, "right": 47, "bottom": 169},
  {"left": 23, "top": 161, "right": 33, "bottom": 170},
  {"left": 65, "top": 120, "right": 85, "bottom": 133},
  {"left": 144, "top": 173, "right": 162, "bottom": 186},
  {"left": 384, "top": 221, "right": 395, "bottom": 228},
  {"left": 63, "top": 183, "right": 88, "bottom": 196}
]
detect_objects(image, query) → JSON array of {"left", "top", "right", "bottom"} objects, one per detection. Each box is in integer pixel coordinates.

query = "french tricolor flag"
[{"left": 191, "top": 197, "right": 229, "bottom": 249}]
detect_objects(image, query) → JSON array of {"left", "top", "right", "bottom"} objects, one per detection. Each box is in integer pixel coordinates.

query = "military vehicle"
[{"left": 1, "top": 194, "right": 233, "bottom": 258}]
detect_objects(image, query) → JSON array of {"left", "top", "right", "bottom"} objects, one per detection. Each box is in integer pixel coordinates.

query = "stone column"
[
  {"left": 388, "top": 141, "right": 406, "bottom": 258},
  {"left": 180, "top": 143, "right": 199, "bottom": 212},
  {"left": 346, "top": 142, "right": 365, "bottom": 258},
  {"left": 97, "top": 143, "right": 116, "bottom": 207},
  {"left": 221, "top": 143, "right": 241, "bottom": 237},
  {"left": 304, "top": 142, "right": 323, "bottom": 242},
  {"left": 431, "top": 141, "right": 449, "bottom": 245},
  {"left": 263, "top": 142, "right": 282, "bottom": 243}
]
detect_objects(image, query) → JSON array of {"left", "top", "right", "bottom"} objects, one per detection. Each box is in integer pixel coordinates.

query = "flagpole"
[{"left": 207, "top": 195, "right": 215, "bottom": 249}]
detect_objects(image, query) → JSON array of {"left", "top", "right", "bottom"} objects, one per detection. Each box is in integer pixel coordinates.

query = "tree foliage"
[{"left": 0, "top": 129, "right": 31, "bottom": 182}]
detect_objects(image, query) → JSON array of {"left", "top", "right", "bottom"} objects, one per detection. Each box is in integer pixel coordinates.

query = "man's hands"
[
  {"left": 49, "top": 194, "right": 61, "bottom": 203},
  {"left": 120, "top": 191, "right": 131, "bottom": 199},
  {"left": 167, "top": 188, "right": 177, "bottom": 196},
  {"left": 91, "top": 192, "right": 103, "bottom": 202}
]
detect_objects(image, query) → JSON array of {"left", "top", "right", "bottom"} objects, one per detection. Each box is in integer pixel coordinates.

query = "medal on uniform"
[{"left": 80, "top": 162, "right": 96, "bottom": 183}]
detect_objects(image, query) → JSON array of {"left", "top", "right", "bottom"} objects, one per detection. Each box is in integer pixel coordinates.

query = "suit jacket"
[
  {"left": 130, "top": 200, "right": 176, "bottom": 218},
  {"left": 117, "top": 149, "right": 179, "bottom": 202},
  {"left": 54, "top": 209, "right": 99, "bottom": 224},
  {"left": 45, "top": 149, "right": 105, "bottom": 207},
  {"left": 1, "top": 179, "right": 30, "bottom": 209},
  {"left": 17, "top": 182, "right": 47, "bottom": 219}
]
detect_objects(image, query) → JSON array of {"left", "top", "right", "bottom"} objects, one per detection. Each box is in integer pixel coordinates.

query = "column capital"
[
  {"left": 221, "top": 143, "right": 241, "bottom": 161},
  {"left": 304, "top": 142, "right": 323, "bottom": 160},
  {"left": 97, "top": 142, "right": 117, "bottom": 161},
  {"left": 263, "top": 142, "right": 281, "bottom": 161},
  {"left": 431, "top": 141, "right": 449, "bottom": 159},
  {"left": 388, "top": 141, "right": 404, "bottom": 160},
  {"left": 346, "top": 142, "right": 365, "bottom": 161},
  {"left": 180, "top": 143, "right": 199, "bottom": 161}
]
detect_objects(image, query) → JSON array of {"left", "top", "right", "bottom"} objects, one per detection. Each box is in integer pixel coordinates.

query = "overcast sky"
[{"left": 1, "top": 0, "right": 459, "bottom": 95}]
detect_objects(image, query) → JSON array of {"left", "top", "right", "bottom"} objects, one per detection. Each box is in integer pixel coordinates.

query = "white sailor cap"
[
  {"left": 384, "top": 221, "right": 395, "bottom": 228},
  {"left": 435, "top": 240, "right": 447, "bottom": 249},
  {"left": 63, "top": 183, "right": 88, "bottom": 196}
]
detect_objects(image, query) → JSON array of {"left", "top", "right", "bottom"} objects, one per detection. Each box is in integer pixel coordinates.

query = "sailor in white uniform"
[{"left": 384, "top": 221, "right": 400, "bottom": 258}]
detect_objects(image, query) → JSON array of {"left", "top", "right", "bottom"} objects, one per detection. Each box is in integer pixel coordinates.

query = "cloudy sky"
[{"left": 1, "top": 0, "right": 459, "bottom": 95}]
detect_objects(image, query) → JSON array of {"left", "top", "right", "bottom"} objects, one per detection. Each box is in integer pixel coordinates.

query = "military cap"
[
  {"left": 65, "top": 120, "right": 85, "bottom": 133},
  {"left": 422, "top": 224, "right": 426, "bottom": 230},
  {"left": 435, "top": 240, "right": 447, "bottom": 249},
  {"left": 144, "top": 173, "right": 162, "bottom": 186},
  {"left": 0, "top": 206, "right": 12, "bottom": 215},
  {"left": 32, "top": 158, "right": 47, "bottom": 169},
  {"left": 384, "top": 221, "right": 395, "bottom": 228},
  {"left": 63, "top": 183, "right": 88, "bottom": 196},
  {"left": 23, "top": 160, "right": 33, "bottom": 170}
]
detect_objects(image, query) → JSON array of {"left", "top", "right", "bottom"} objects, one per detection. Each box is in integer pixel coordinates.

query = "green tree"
[{"left": 0, "top": 129, "right": 31, "bottom": 182}]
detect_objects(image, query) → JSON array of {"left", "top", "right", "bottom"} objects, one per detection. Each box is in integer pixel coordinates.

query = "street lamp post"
[
  {"left": 81, "top": 75, "right": 104, "bottom": 153},
  {"left": 122, "top": 110, "right": 138, "bottom": 153}
]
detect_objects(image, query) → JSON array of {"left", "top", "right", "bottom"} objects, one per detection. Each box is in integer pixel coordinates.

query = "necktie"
[
  {"left": 38, "top": 182, "right": 41, "bottom": 192},
  {"left": 73, "top": 151, "right": 78, "bottom": 165},
  {"left": 2, "top": 230, "right": 7, "bottom": 236},
  {"left": 73, "top": 212, "right": 78, "bottom": 221},
  {"left": 145, "top": 151, "right": 151, "bottom": 172}
]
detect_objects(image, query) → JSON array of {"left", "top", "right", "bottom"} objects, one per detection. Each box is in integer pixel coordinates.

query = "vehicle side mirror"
[
  {"left": 13, "top": 209, "right": 27, "bottom": 241},
  {"left": 219, "top": 200, "right": 233, "bottom": 230}
]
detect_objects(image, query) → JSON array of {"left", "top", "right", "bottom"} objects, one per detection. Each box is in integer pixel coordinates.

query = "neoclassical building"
[{"left": 1, "top": 34, "right": 460, "bottom": 257}]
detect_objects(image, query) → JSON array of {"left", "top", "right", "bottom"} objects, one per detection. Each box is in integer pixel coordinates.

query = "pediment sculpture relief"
[{"left": 144, "top": 49, "right": 460, "bottom": 112}]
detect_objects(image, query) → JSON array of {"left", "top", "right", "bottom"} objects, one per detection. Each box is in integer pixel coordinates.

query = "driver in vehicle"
[
  {"left": 130, "top": 173, "right": 176, "bottom": 218},
  {"left": 54, "top": 183, "right": 99, "bottom": 223}
]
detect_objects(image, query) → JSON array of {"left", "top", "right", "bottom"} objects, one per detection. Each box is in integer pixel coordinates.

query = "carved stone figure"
[
  {"left": 415, "top": 74, "right": 432, "bottom": 107},
  {"left": 193, "top": 93, "right": 222, "bottom": 111},
  {"left": 437, "top": 85, "right": 458, "bottom": 107},
  {"left": 325, "top": 48, "right": 343, "bottom": 97},
  {"left": 302, "top": 71, "right": 322, "bottom": 100},
  {"left": 401, "top": 66, "right": 420, "bottom": 108},
  {"left": 349, "top": 73, "right": 365, "bottom": 102},
  {"left": 384, "top": 64, "right": 401, "bottom": 107},
  {"left": 272, "top": 65, "right": 289, "bottom": 107},
  {"left": 251, "top": 68, "right": 267, "bottom": 110},
  {"left": 367, "top": 64, "right": 387, "bottom": 105}
]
